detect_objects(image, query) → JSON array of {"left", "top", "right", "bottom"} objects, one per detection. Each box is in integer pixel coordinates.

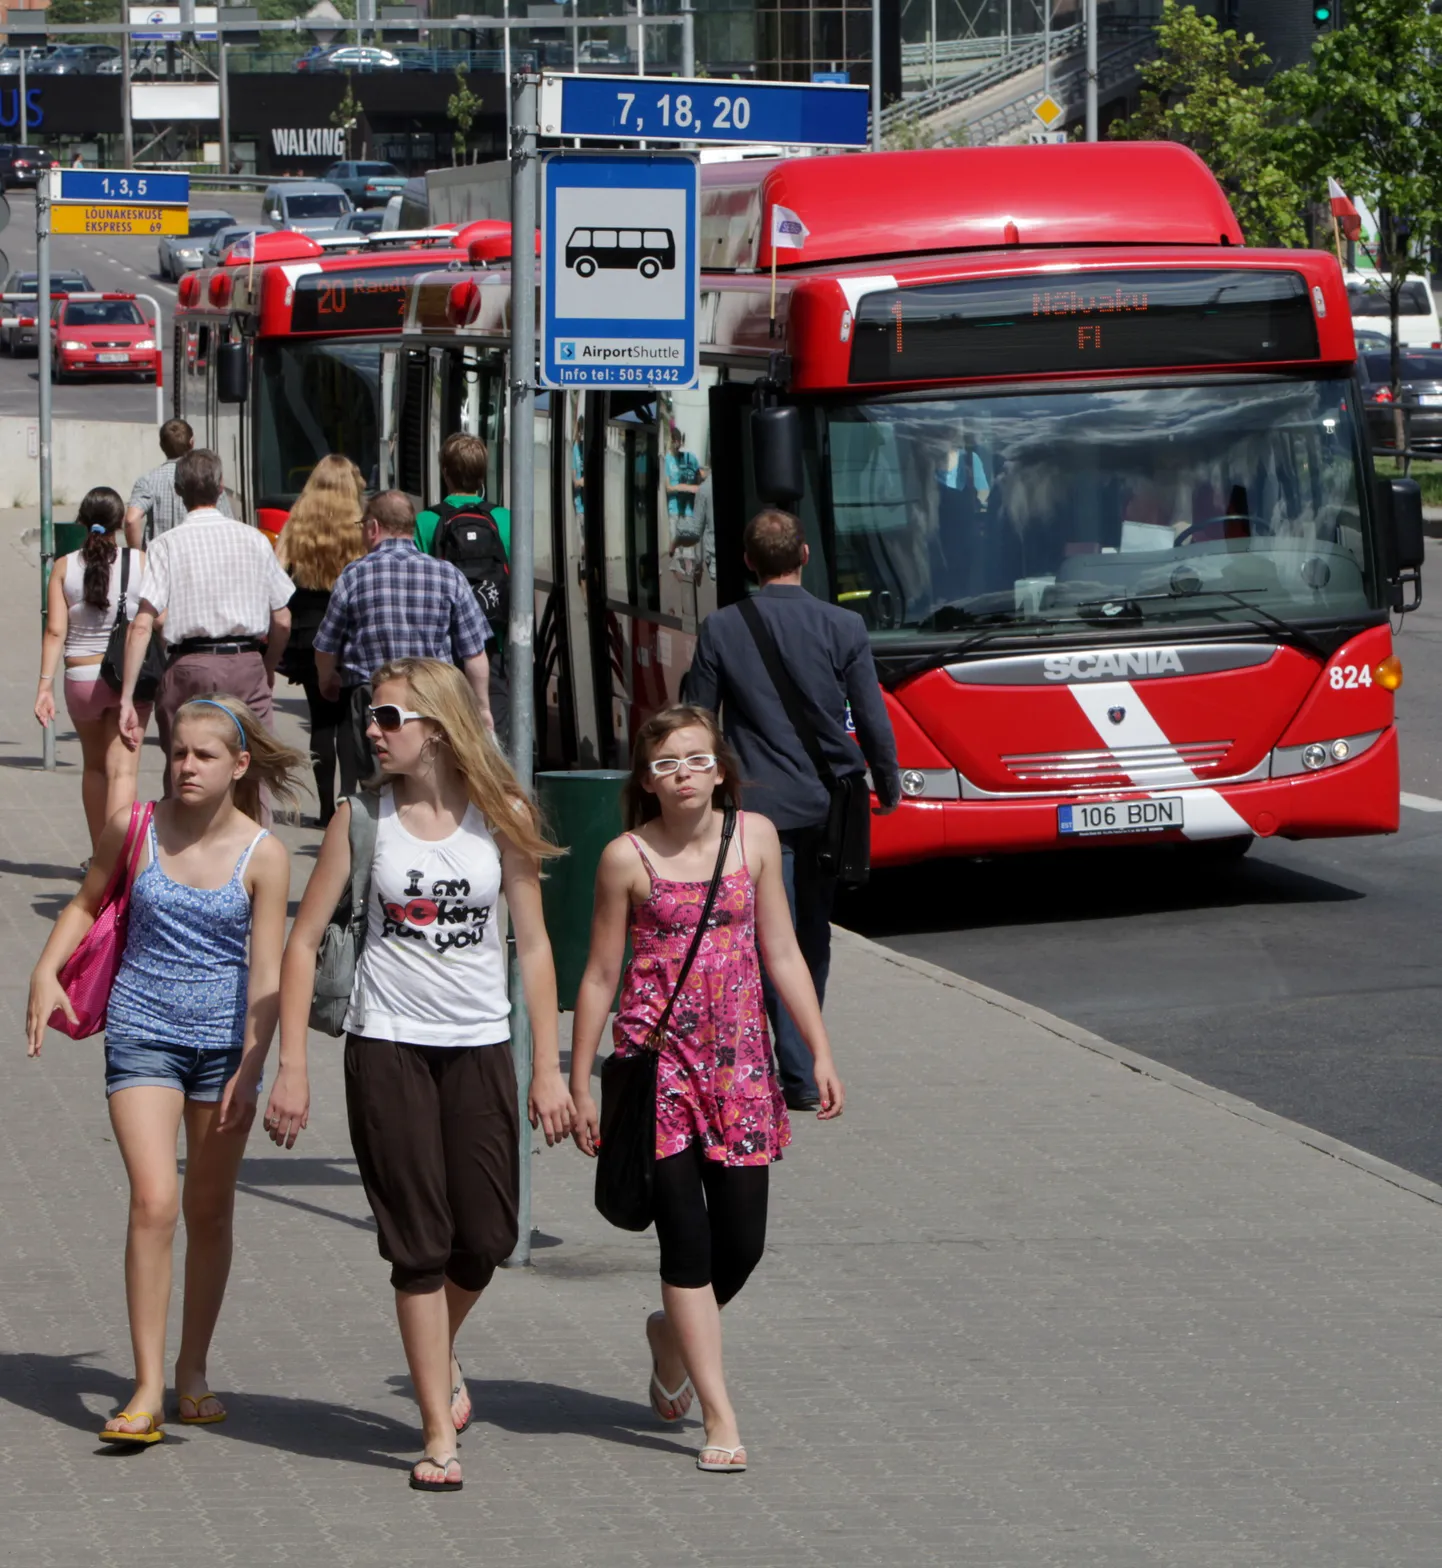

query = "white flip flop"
[
  {"left": 697, "top": 1444, "right": 747, "bottom": 1473},
  {"left": 649, "top": 1366, "right": 694, "bottom": 1423}
]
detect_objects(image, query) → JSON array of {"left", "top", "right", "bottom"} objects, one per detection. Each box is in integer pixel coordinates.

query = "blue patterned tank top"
[{"left": 106, "top": 816, "right": 269, "bottom": 1051}]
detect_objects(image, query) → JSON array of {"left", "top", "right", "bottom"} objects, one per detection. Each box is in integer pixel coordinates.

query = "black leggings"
[
  {"left": 652, "top": 1141, "right": 769, "bottom": 1306},
  {"left": 301, "top": 671, "right": 353, "bottom": 823}
]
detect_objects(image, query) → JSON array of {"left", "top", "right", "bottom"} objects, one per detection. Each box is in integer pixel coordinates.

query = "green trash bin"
[
  {"left": 52, "top": 520, "right": 86, "bottom": 558},
  {"left": 537, "top": 769, "right": 627, "bottom": 1012}
]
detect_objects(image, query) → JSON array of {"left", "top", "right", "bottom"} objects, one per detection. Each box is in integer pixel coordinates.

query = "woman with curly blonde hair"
[
  {"left": 275, "top": 456, "right": 365, "bottom": 823},
  {"left": 273, "top": 658, "right": 574, "bottom": 1493}
]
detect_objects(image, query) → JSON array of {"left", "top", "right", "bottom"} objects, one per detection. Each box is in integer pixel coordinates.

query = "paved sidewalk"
[{"left": 5, "top": 511, "right": 1442, "bottom": 1565}]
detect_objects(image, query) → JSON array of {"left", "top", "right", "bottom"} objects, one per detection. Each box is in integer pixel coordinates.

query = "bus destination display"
[
  {"left": 848, "top": 270, "right": 1319, "bottom": 383},
  {"left": 290, "top": 265, "right": 428, "bottom": 333}
]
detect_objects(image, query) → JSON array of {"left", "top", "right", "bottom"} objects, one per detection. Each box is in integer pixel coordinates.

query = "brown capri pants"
[
  {"left": 156, "top": 650, "right": 274, "bottom": 792},
  {"left": 344, "top": 1035, "right": 520, "bottom": 1294}
]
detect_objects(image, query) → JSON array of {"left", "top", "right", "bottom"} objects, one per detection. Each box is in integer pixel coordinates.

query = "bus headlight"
[
  {"left": 900, "top": 770, "right": 926, "bottom": 797},
  {"left": 1302, "top": 744, "right": 1328, "bottom": 770},
  {"left": 1331, "top": 739, "right": 1351, "bottom": 761},
  {"left": 1271, "top": 731, "right": 1384, "bottom": 778}
]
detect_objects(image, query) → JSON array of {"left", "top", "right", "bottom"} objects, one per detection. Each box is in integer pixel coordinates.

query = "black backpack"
[{"left": 433, "top": 498, "right": 509, "bottom": 637}]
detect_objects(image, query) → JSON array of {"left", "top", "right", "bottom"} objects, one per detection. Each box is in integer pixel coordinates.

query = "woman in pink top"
[{"left": 570, "top": 704, "right": 844, "bottom": 1475}]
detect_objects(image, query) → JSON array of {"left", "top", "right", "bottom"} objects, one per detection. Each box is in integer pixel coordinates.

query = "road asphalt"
[{"left": 7, "top": 517, "right": 1442, "bottom": 1564}]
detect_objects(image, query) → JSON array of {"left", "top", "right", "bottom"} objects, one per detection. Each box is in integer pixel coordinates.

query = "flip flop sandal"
[
  {"left": 409, "top": 1454, "right": 463, "bottom": 1493},
  {"left": 697, "top": 1444, "right": 747, "bottom": 1474},
  {"left": 99, "top": 1410, "right": 164, "bottom": 1445},
  {"left": 176, "top": 1393, "right": 226, "bottom": 1426},
  {"left": 649, "top": 1367, "right": 694, "bottom": 1424},
  {"left": 450, "top": 1363, "right": 472, "bottom": 1436}
]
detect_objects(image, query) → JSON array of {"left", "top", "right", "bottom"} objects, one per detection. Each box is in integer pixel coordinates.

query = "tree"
[
  {"left": 881, "top": 110, "right": 969, "bottom": 152},
  {"left": 1110, "top": 1, "right": 1306, "bottom": 248},
  {"left": 330, "top": 76, "right": 361, "bottom": 160},
  {"left": 1281, "top": 0, "right": 1442, "bottom": 449},
  {"left": 448, "top": 63, "right": 482, "bottom": 166}
]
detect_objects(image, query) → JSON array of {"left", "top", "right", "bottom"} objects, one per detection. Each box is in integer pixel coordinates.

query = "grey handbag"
[{"left": 309, "top": 790, "right": 380, "bottom": 1036}]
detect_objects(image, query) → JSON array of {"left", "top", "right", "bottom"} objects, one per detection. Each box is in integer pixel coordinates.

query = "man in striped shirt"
[
  {"left": 123, "top": 418, "right": 233, "bottom": 547},
  {"left": 119, "top": 449, "right": 294, "bottom": 789}
]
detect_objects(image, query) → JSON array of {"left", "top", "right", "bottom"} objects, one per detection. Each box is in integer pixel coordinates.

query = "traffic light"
[{"left": 1313, "top": 0, "right": 1337, "bottom": 26}]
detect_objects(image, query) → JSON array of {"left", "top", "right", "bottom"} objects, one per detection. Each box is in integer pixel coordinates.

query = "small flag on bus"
[
  {"left": 1327, "top": 177, "right": 1362, "bottom": 242},
  {"left": 771, "top": 205, "right": 810, "bottom": 252}
]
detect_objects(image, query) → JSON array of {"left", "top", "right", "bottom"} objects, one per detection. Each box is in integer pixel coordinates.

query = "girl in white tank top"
[
  {"left": 275, "top": 656, "right": 573, "bottom": 1495},
  {"left": 34, "top": 486, "right": 151, "bottom": 853}
]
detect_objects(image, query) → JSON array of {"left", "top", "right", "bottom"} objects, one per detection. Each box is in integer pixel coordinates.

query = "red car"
[{"left": 50, "top": 294, "right": 160, "bottom": 383}]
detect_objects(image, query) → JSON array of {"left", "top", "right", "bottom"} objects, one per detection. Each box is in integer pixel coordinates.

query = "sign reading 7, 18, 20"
[{"left": 538, "top": 72, "right": 870, "bottom": 149}]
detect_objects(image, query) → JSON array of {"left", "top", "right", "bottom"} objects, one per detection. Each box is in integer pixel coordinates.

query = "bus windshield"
[
  {"left": 817, "top": 379, "right": 1376, "bottom": 642},
  {"left": 255, "top": 340, "right": 380, "bottom": 502}
]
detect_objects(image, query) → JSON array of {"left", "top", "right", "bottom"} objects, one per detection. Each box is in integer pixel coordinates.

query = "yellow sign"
[
  {"left": 1033, "top": 94, "right": 1064, "bottom": 129},
  {"left": 52, "top": 204, "right": 188, "bottom": 237}
]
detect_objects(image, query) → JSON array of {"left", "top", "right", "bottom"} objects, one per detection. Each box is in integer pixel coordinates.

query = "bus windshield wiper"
[
  {"left": 879, "top": 613, "right": 1098, "bottom": 683},
  {"left": 1072, "top": 586, "right": 1329, "bottom": 659}
]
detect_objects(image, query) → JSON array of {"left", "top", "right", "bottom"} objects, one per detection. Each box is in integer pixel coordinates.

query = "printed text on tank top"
[{"left": 382, "top": 798, "right": 495, "bottom": 956}]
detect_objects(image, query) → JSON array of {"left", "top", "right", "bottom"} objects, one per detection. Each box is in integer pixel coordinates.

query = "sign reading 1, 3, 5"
[
  {"left": 57, "top": 169, "right": 190, "bottom": 206},
  {"left": 540, "top": 73, "right": 870, "bottom": 149}
]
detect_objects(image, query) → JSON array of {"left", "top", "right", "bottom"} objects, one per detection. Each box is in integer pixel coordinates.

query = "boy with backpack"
[{"left": 416, "top": 433, "right": 512, "bottom": 749}]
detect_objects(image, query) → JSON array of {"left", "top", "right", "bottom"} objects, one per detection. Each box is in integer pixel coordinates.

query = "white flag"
[{"left": 771, "top": 204, "right": 809, "bottom": 251}]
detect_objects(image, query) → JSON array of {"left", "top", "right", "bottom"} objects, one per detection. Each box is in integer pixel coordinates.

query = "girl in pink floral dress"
[{"left": 570, "top": 704, "right": 844, "bottom": 1476}]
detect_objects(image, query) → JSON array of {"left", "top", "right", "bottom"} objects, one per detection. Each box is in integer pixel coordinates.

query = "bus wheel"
[
  {"left": 575, "top": 256, "right": 596, "bottom": 278},
  {"left": 639, "top": 257, "right": 660, "bottom": 279}
]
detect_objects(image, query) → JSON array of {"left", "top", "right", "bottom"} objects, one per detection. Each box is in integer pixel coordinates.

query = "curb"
[{"left": 831, "top": 924, "right": 1442, "bottom": 1211}]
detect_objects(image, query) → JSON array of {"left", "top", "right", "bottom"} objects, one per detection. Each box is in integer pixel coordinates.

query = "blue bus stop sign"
[
  {"left": 540, "top": 152, "right": 699, "bottom": 391},
  {"left": 539, "top": 73, "right": 870, "bottom": 148}
]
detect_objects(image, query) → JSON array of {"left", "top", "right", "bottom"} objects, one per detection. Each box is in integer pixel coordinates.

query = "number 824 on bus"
[{"left": 1057, "top": 798, "right": 1184, "bottom": 837}]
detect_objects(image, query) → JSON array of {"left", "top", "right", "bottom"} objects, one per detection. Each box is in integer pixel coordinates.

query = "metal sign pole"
[
  {"left": 1044, "top": 0, "right": 1051, "bottom": 97},
  {"left": 219, "top": 38, "right": 231, "bottom": 175},
  {"left": 122, "top": 29, "right": 134, "bottom": 168},
  {"left": 870, "top": 0, "right": 881, "bottom": 150},
  {"left": 18, "top": 47, "right": 26, "bottom": 148},
  {"left": 504, "top": 69, "right": 539, "bottom": 1269},
  {"left": 37, "top": 174, "right": 54, "bottom": 772}
]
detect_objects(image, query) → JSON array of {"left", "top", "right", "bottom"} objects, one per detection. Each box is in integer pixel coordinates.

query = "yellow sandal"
[
  {"left": 176, "top": 1393, "right": 226, "bottom": 1426},
  {"left": 99, "top": 1410, "right": 164, "bottom": 1445}
]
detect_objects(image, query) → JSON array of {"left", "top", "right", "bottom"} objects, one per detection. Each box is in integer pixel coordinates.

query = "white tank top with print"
[{"left": 344, "top": 788, "right": 510, "bottom": 1047}]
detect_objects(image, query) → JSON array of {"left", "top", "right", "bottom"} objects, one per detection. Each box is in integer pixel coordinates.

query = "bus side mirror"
[
  {"left": 1380, "top": 475, "right": 1424, "bottom": 611},
  {"left": 216, "top": 339, "right": 247, "bottom": 404},
  {"left": 752, "top": 404, "right": 804, "bottom": 506}
]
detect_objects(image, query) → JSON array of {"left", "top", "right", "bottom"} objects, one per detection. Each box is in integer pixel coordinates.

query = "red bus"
[
  {"left": 170, "top": 222, "right": 519, "bottom": 541},
  {"left": 409, "top": 145, "right": 1423, "bottom": 864}
]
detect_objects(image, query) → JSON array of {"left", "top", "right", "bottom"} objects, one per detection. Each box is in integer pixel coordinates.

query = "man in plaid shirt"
[{"left": 314, "top": 492, "right": 493, "bottom": 780}]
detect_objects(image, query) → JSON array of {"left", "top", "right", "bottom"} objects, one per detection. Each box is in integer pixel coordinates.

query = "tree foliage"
[
  {"left": 330, "top": 76, "right": 361, "bottom": 159},
  {"left": 1110, "top": 1, "right": 1306, "bottom": 247},
  {"left": 447, "top": 63, "right": 482, "bottom": 166}
]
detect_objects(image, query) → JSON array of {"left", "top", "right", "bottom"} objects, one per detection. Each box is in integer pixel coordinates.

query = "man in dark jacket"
[{"left": 684, "top": 508, "right": 902, "bottom": 1109}]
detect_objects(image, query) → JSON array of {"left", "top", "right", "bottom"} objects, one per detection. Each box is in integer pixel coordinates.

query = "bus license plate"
[
  {"left": 98, "top": 352, "right": 129, "bottom": 362},
  {"left": 1058, "top": 797, "right": 1184, "bottom": 836}
]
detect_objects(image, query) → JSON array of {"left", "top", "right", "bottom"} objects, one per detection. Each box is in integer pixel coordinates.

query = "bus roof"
[{"left": 700, "top": 144, "right": 1246, "bottom": 272}]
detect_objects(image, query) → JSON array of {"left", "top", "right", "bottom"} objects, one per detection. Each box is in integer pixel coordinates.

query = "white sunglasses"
[{"left": 648, "top": 753, "right": 718, "bottom": 777}]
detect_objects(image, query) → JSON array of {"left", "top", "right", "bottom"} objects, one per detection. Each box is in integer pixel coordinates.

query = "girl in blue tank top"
[{"left": 27, "top": 696, "right": 307, "bottom": 1447}]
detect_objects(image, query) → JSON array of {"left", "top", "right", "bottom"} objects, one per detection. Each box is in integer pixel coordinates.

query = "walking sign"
[{"left": 539, "top": 152, "right": 699, "bottom": 390}]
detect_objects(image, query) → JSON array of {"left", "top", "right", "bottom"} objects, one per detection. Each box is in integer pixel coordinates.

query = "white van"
[{"left": 1344, "top": 271, "right": 1442, "bottom": 350}]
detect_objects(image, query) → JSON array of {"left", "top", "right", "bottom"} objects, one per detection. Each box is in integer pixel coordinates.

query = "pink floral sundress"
[{"left": 611, "top": 816, "right": 792, "bottom": 1167}]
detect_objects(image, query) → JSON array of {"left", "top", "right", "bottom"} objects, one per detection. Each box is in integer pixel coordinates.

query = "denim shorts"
[{"left": 104, "top": 1040, "right": 251, "bottom": 1103}]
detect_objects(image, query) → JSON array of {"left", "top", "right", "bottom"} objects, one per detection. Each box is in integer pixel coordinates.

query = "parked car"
[
  {"left": 297, "top": 45, "right": 400, "bottom": 73},
  {"left": 1, "top": 268, "right": 94, "bottom": 353},
  {"left": 1345, "top": 271, "right": 1442, "bottom": 351},
  {"left": 333, "top": 209, "right": 387, "bottom": 235},
  {"left": 1354, "top": 328, "right": 1391, "bottom": 355},
  {"left": 0, "top": 144, "right": 57, "bottom": 189},
  {"left": 30, "top": 45, "right": 119, "bottom": 75},
  {"left": 260, "top": 181, "right": 353, "bottom": 234},
  {"left": 322, "top": 159, "right": 407, "bottom": 209},
  {"left": 203, "top": 224, "right": 263, "bottom": 264},
  {"left": 157, "top": 209, "right": 237, "bottom": 280},
  {"left": 0, "top": 47, "right": 48, "bottom": 75},
  {"left": 1359, "top": 348, "right": 1442, "bottom": 454},
  {"left": 50, "top": 294, "right": 159, "bottom": 383}
]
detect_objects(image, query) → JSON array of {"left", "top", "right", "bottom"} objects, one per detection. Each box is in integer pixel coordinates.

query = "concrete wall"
[{"left": 0, "top": 418, "right": 161, "bottom": 509}]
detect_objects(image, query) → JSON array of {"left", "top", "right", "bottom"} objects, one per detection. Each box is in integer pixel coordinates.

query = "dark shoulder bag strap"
[
  {"left": 346, "top": 791, "right": 381, "bottom": 954},
  {"left": 737, "top": 595, "right": 837, "bottom": 792},
  {"left": 116, "top": 546, "right": 132, "bottom": 632},
  {"left": 644, "top": 805, "right": 736, "bottom": 1051}
]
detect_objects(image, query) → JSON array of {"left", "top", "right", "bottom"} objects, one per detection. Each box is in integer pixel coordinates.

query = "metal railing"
[
  {"left": 965, "top": 31, "right": 1154, "bottom": 144},
  {"left": 880, "top": 24, "right": 1083, "bottom": 134}
]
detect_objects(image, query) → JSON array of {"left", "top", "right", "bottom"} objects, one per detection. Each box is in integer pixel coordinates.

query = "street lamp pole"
[
  {"left": 870, "top": 0, "right": 881, "bottom": 150},
  {"left": 1085, "top": 0, "right": 1098, "bottom": 140}
]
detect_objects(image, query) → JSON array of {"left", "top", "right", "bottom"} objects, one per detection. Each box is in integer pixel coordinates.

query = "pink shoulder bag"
[{"left": 49, "top": 801, "right": 154, "bottom": 1040}]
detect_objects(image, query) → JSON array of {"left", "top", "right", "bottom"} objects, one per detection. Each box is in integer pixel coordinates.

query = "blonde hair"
[
  {"left": 174, "top": 695, "right": 310, "bottom": 823},
  {"left": 275, "top": 455, "right": 365, "bottom": 590},
  {"left": 371, "top": 658, "right": 560, "bottom": 862}
]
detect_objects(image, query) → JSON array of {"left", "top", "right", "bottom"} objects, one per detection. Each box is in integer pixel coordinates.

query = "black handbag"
[
  {"left": 738, "top": 596, "right": 871, "bottom": 888},
  {"left": 100, "top": 549, "right": 165, "bottom": 703},
  {"left": 595, "top": 804, "right": 737, "bottom": 1232}
]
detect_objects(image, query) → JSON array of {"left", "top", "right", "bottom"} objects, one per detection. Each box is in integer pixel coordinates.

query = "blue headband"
[{"left": 186, "top": 698, "right": 247, "bottom": 749}]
